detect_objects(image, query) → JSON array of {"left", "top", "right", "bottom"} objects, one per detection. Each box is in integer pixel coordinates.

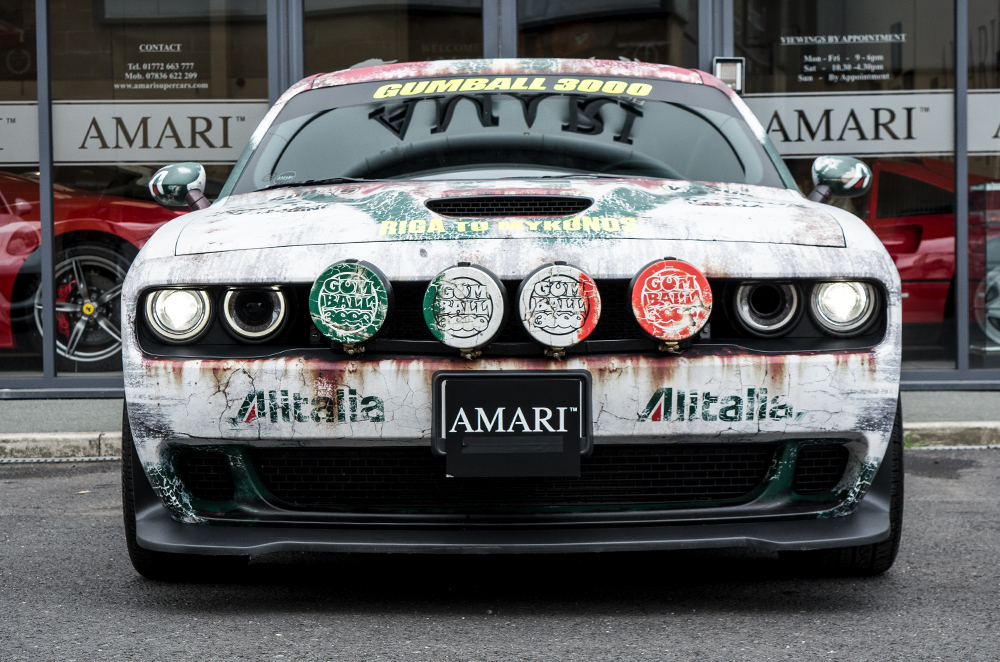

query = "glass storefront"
[
  {"left": 969, "top": 0, "right": 1000, "bottom": 367},
  {"left": 1, "top": 0, "right": 996, "bottom": 395},
  {"left": 0, "top": 0, "right": 39, "bottom": 377},
  {"left": 737, "top": 0, "right": 957, "bottom": 370},
  {"left": 46, "top": 0, "right": 267, "bottom": 374},
  {"left": 517, "top": 0, "right": 697, "bottom": 67},
  {"left": 304, "top": 0, "right": 483, "bottom": 76}
]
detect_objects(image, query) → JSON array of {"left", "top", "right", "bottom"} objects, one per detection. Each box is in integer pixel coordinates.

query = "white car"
[{"left": 120, "top": 58, "right": 902, "bottom": 580}]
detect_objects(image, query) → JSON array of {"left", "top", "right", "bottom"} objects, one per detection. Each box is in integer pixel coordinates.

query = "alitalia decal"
[
  {"left": 379, "top": 216, "right": 639, "bottom": 236},
  {"left": 638, "top": 387, "right": 802, "bottom": 422},
  {"left": 228, "top": 387, "right": 384, "bottom": 427}
]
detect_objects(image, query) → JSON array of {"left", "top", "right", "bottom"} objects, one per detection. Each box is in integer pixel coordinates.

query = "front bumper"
[
  {"left": 124, "top": 345, "right": 900, "bottom": 530},
  {"left": 133, "top": 436, "right": 893, "bottom": 554}
]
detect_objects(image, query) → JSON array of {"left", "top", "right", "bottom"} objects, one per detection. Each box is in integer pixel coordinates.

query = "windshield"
[{"left": 231, "top": 76, "right": 788, "bottom": 194}]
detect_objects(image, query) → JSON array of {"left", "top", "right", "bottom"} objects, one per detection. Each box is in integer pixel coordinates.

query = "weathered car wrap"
[{"left": 122, "top": 59, "right": 901, "bottom": 537}]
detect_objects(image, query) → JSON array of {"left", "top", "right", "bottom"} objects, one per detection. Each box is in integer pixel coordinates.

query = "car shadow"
[{"left": 128, "top": 547, "right": 895, "bottom": 616}]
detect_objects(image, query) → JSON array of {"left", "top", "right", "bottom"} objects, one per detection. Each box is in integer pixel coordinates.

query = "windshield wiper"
[{"left": 260, "top": 176, "right": 379, "bottom": 191}]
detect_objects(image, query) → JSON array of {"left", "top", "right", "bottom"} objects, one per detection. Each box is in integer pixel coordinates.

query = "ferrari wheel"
[
  {"left": 32, "top": 245, "right": 132, "bottom": 372},
  {"left": 975, "top": 267, "right": 1000, "bottom": 345}
]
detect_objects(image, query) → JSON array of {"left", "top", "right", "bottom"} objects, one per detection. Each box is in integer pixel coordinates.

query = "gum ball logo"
[
  {"left": 434, "top": 277, "right": 493, "bottom": 337},
  {"left": 517, "top": 264, "right": 601, "bottom": 346},
  {"left": 631, "top": 260, "right": 712, "bottom": 341},
  {"left": 318, "top": 273, "right": 377, "bottom": 327},
  {"left": 309, "top": 261, "right": 390, "bottom": 344},
  {"left": 528, "top": 275, "right": 589, "bottom": 335},
  {"left": 423, "top": 265, "right": 506, "bottom": 350}
]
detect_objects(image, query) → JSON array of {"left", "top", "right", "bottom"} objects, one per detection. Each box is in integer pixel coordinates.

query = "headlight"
[
  {"left": 733, "top": 282, "right": 800, "bottom": 337},
  {"left": 222, "top": 288, "right": 288, "bottom": 342},
  {"left": 145, "top": 289, "right": 212, "bottom": 343},
  {"left": 810, "top": 281, "right": 878, "bottom": 335}
]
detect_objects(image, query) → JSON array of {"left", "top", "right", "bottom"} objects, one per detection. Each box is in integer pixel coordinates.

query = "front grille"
[
  {"left": 378, "top": 279, "right": 642, "bottom": 344},
  {"left": 792, "top": 444, "right": 849, "bottom": 494},
  {"left": 175, "top": 449, "right": 234, "bottom": 502},
  {"left": 425, "top": 196, "right": 593, "bottom": 218},
  {"left": 249, "top": 444, "right": 777, "bottom": 510}
]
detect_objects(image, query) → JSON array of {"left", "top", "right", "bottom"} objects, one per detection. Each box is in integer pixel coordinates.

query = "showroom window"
[
  {"left": 517, "top": 0, "right": 698, "bottom": 67},
  {"left": 968, "top": 0, "right": 1000, "bottom": 368},
  {"left": 737, "top": 0, "right": 958, "bottom": 371},
  {"left": 3, "top": 0, "right": 996, "bottom": 395},
  {"left": 304, "top": 0, "right": 484, "bottom": 76},
  {"left": 46, "top": 0, "right": 267, "bottom": 375},
  {"left": 0, "top": 0, "right": 39, "bottom": 378}
]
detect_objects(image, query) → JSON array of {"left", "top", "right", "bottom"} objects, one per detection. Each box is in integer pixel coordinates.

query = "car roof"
[{"left": 277, "top": 58, "right": 729, "bottom": 106}]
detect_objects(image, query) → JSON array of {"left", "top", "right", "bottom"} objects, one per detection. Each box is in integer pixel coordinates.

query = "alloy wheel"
[{"left": 33, "top": 252, "right": 127, "bottom": 363}]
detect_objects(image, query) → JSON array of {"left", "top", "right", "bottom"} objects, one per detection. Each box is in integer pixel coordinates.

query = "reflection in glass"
[
  {"left": 517, "top": 0, "right": 697, "bottom": 68},
  {"left": 0, "top": 0, "right": 38, "bottom": 375},
  {"left": 44, "top": 0, "right": 266, "bottom": 374},
  {"left": 304, "top": 0, "right": 483, "bottom": 76},
  {"left": 737, "top": 0, "right": 956, "bottom": 369},
  {"left": 969, "top": 2, "right": 1000, "bottom": 366}
]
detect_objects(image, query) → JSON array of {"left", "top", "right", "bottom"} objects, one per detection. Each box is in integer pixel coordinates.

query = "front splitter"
[{"left": 135, "top": 443, "right": 892, "bottom": 556}]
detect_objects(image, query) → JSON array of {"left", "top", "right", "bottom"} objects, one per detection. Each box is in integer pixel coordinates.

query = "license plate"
[{"left": 432, "top": 371, "right": 591, "bottom": 477}]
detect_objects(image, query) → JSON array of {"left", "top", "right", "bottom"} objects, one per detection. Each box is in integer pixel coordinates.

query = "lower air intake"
[
  {"left": 249, "top": 444, "right": 777, "bottom": 510},
  {"left": 175, "top": 449, "right": 234, "bottom": 502},
  {"left": 792, "top": 444, "right": 849, "bottom": 494}
]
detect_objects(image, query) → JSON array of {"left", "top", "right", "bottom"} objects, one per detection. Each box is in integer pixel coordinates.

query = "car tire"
[
  {"left": 121, "top": 404, "right": 249, "bottom": 582},
  {"left": 779, "top": 402, "right": 904, "bottom": 577}
]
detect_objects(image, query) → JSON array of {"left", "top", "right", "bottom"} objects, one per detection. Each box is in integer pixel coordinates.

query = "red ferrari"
[
  {"left": 0, "top": 171, "right": 183, "bottom": 371},
  {"left": 860, "top": 159, "right": 1000, "bottom": 348}
]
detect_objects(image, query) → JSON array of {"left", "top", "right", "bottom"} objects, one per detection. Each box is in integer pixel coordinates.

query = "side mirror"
[
  {"left": 149, "top": 162, "right": 210, "bottom": 211},
  {"left": 808, "top": 156, "right": 872, "bottom": 204}
]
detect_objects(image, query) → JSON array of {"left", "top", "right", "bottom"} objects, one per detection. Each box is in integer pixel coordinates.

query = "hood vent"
[{"left": 425, "top": 196, "right": 593, "bottom": 218}]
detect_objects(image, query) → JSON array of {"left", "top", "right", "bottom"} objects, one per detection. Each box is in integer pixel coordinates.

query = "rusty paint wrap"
[{"left": 123, "top": 59, "right": 901, "bottom": 530}]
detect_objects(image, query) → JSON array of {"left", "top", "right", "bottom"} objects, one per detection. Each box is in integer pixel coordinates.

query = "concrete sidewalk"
[{"left": 0, "top": 392, "right": 998, "bottom": 458}]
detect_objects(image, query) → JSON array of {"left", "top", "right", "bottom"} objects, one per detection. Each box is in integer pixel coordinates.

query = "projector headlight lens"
[
  {"left": 733, "top": 282, "right": 800, "bottom": 337},
  {"left": 222, "top": 288, "right": 287, "bottom": 342},
  {"left": 145, "top": 289, "right": 212, "bottom": 343},
  {"left": 811, "top": 281, "right": 877, "bottom": 335}
]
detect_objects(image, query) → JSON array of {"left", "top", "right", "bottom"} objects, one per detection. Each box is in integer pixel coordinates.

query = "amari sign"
[
  {"left": 744, "top": 90, "right": 1000, "bottom": 157},
  {"left": 0, "top": 100, "right": 268, "bottom": 165}
]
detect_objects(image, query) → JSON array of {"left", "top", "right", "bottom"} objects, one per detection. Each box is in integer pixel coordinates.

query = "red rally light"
[{"left": 629, "top": 258, "right": 713, "bottom": 341}]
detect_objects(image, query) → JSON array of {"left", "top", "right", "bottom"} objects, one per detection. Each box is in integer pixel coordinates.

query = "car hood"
[{"left": 174, "top": 179, "right": 844, "bottom": 256}]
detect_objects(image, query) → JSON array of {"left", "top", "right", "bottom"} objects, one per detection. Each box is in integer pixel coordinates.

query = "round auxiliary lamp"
[
  {"left": 308, "top": 259, "right": 393, "bottom": 354},
  {"left": 628, "top": 258, "right": 712, "bottom": 351},
  {"left": 423, "top": 263, "right": 508, "bottom": 359},
  {"left": 516, "top": 262, "right": 602, "bottom": 358}
]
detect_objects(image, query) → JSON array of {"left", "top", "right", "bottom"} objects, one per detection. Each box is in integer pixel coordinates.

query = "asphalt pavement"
[{"left": 2, "top": 448, "right": 998, "bottom": 660}]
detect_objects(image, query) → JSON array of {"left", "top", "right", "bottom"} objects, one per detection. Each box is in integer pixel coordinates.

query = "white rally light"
[
  {"left": 517, "top": 263, "right": 601, "bottom": 352},
  {"left": 811, "top": 281, "right": 876, "bottom": 335},
  {"left": 146, "top": 289, "right": 212, "bottom": 342},
  {"left": 423, "top": 264, "right": 507, "bottom": 353}
]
